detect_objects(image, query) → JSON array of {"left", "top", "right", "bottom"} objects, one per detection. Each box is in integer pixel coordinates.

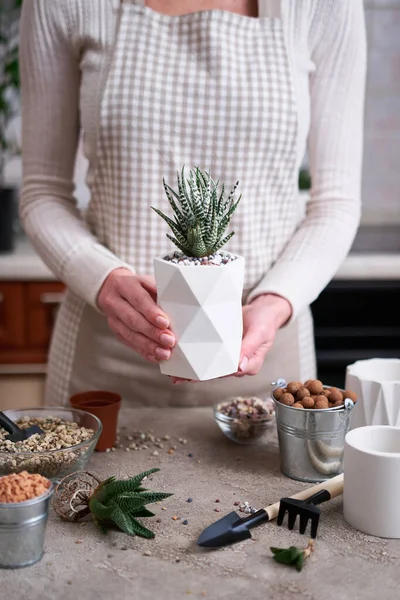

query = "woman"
[{"left": 20, "top": 0, "right": 366, "bottom": 406}]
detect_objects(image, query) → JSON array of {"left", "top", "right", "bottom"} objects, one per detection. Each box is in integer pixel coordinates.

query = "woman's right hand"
[{"left": 97, "top": 268, "right": 175, "bottom": 363}]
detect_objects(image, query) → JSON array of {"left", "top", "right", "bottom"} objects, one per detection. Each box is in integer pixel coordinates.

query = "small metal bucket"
[
  {"left": 0, "top": 485, "right": 53, "bottom": 569},
  {"left": 272, "top": 381, "right": 355, "bottom": 483}
]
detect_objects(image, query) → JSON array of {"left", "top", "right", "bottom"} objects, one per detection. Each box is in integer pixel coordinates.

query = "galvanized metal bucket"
[
  {"left": 0, "top": 485, "right": 53, "bottom": 569},
  {"left": 272, "top": 380, "right": 355, "bottom": 483}
]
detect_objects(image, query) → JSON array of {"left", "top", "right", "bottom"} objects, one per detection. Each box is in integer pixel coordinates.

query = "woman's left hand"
[
  {"left": 171, "top": 293, "right": 291, "bottom": 383},
  {"left": 236, "top": 294, "right": 292, "bottom": 377}
]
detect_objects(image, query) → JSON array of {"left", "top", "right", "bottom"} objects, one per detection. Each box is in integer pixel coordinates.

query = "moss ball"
[
  {"left": 305, "top": 380, "right": 324, "bottom": 395},
  {"left": 280, "top": 393, "right": 295, "bottom": 406}
]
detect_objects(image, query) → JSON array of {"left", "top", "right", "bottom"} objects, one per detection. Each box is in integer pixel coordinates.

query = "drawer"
[
  {"left": 0, "top": 283, "right": 26, "bottom": 348},
  {"left": 26, "top": 282, "right": 66, "bottom": 347}
]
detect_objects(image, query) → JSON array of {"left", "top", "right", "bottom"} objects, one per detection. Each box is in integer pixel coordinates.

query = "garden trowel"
[
  {"left": 197, "top": 474, "right": 343, "bottom": 548},
  {"left": 0, "top": 411, "right": 44, "bottom": 442}
]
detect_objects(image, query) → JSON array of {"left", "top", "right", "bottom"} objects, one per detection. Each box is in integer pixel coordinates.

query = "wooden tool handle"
[{"left": 264, "top": 473, "right": 344, "bottom": 521}]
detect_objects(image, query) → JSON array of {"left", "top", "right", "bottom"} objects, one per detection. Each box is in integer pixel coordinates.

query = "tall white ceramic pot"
[
  {"left": 345, "top": 358, "right": 400, "bottom": 429},
  {"left": 153, "top": 253, "right": 245, "bottom": 381}
]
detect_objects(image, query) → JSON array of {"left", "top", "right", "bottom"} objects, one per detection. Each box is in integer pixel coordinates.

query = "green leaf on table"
[
  {"left": 270, "top": 541, "right": 315, "bottom": 572},
  {"left": 270, "top": 546, "right": 303, "bottom": 566}
]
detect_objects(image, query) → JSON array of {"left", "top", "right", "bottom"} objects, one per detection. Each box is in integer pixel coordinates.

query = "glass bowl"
[
  {"left": 0, "top": 408, "right": 102, "bottom": 481},
  {"left": 213, "top": 398, "right": 276, "bottom": 445}
]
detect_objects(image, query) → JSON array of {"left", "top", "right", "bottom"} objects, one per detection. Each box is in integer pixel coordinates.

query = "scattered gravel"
[{"left": 239, "top": 501, "right": 257, "bottom": 514}]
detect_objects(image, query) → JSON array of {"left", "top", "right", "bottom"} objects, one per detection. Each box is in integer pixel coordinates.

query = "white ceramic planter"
[
  {"left": 343, "top": 426, "right": 400, "bottom": 538},
  {"left": 153, "top": 254, "right": 245, "bottom": 381},
  {"left": 345, "top": 358, "right": 400, "bottom": 429}
]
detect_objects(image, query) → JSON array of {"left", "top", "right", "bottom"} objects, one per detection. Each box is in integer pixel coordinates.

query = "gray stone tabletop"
[{"left": 3, "top": 408, "right": 400, "bottom": 600}]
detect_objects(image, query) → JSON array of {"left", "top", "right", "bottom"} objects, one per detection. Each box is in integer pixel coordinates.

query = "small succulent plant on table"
[
  {"left": 53, "top": 468, "right": 172, "bottom": 538},
  {"left": 152, "top": 166, "right": 245, "bottom": 381}
]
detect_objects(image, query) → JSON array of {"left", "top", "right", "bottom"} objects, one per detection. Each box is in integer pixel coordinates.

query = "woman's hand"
[
  {"left": 236, "top": 294, "right": 292, "bottom": 377},
  {"left": 97, "top": 268, "right": 175, "bottom": 363},
  {"left": 171, "top": 293, "right": 292, "bottom": 383}
]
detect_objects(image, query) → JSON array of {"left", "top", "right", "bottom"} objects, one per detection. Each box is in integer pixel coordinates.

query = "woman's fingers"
[
  {"left": 112, "top": 318, "right": 172, "bottom": 360},
  {"left": 138, "top": 274, "right": 158, "bottom": 300},
  {"left": 98, "top": 269, "right": 175, "bottom": 364},
  {"left": 118, "top": 273, "right": 170, "bottom": 329},
  {"left": 235, "top": 303, "right": 277, "bottom": 377},
  {"left": 112, "top": 297, "right": 175, "bottom": 348}
]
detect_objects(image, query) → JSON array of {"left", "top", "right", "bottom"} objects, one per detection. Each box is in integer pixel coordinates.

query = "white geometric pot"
[
  {"left": 153, "top": 253, "right": 245, "bottom": 381},
  {"left": 345, "top": 358, "right": 400, "bottom": 429}
]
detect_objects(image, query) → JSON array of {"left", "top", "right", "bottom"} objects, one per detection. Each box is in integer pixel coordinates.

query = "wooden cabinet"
[
  {"left": 0, "top": 283, "right": 25, "bottom": 349},
  {"left": 0, "top": 281, "right": 65, "bottom": 365}
]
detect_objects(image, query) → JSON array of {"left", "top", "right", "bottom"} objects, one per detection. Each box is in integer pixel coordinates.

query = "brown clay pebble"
[
  {"left": 344, "top": 390, "right": 358, "bottom": 403},
  {"left": 329, "top": 388, "right": 343, "bottom": 403},
  {"left": 280, "top": 393, "right": 295, "bottom": 406},
  {"left": 332, "top": 399, "right": 344, "bottom": 407},
  {"left": 274, "top": 387, "right": 284, "bottom": 399},
  {"left": 314, "top": 395, "right": 327, "bottom": 404},
  {"left": 292, "top": 402, "right": 304, "bottom": 409},
  {"left": 287, "top": 382, "right": 301, "bottom": 395},
  {"left": 315, "top": 399, "right": 329, "bottom": 409},
  {"left": 296, "top": 388, "right": 311, "bottom": 401},
  {"left": 305, "top": 379, "right": 324, "bottom": 395},
  {"left": 302, "top": 397, "right": 315, "bottom": 409}
]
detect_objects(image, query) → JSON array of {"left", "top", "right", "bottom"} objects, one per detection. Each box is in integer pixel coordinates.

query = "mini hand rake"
[
  {"left": 197, "top": 474, "right": 343, "bottom": 548},
  {"left": 277, "top": 474, "right": 344, "bottom": 539}
]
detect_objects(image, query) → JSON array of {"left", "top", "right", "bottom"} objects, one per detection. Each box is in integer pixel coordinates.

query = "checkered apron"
[{"left": 45, "top": 0, "right": 316, "bottom": 406}]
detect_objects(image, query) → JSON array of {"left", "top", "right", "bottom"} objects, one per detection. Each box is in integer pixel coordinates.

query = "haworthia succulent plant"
[
  {"left": 88, "top": 468, "right": 173, "bottom": 538},
  {"left": 151, "top": 167, "right": 241, "bottom": 258}
]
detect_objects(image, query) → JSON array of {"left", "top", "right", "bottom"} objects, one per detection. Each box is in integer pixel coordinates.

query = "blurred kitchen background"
[{"left": 0, "top": 0, "right": 399, "bottom": 409}]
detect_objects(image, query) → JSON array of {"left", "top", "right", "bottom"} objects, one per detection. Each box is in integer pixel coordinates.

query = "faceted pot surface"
[{"left": 153, "top": 254, "right": 245, "bottom": 381}]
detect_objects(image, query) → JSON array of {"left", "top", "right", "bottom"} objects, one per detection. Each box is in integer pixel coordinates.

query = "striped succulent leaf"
[
  {"left": 151, "top": 167, "right": 241, "bottom": 258},
  {"left": 88, "top": 469, "right": 173, "bottom": 538}
]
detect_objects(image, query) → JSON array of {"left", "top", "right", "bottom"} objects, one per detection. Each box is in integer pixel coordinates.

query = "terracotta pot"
[{"left": 69, "top": 391, "right": 121, "bottom": 452}]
